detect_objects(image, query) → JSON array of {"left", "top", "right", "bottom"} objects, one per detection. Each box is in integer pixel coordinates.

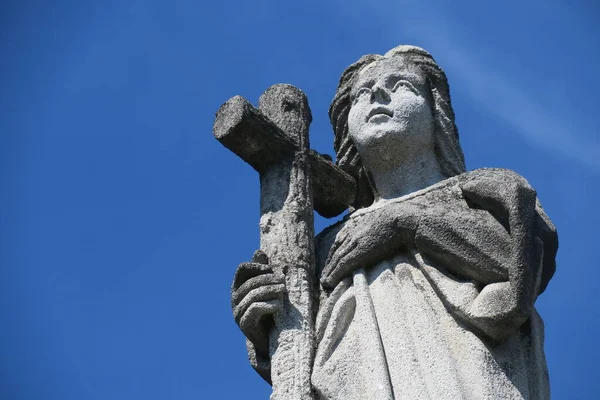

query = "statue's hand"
[
  {"left": 322, "top": 202, "right": 423, "bottom": 289},
  {"left": 231, "top": 250, "right": 285, "bottom": 360}
]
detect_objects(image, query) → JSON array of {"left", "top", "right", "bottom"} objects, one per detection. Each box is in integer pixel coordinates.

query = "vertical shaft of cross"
[
  {"left": 258, "top": 85, "right": 316, "bottom": 400},
  {"left": 214, "top": 83, "right": 357, "bottom": 398}
]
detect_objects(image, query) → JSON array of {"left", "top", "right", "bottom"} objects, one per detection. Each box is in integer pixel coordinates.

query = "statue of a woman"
[{"left": 231, "top": 45, "right": 558, "bottom": 399}]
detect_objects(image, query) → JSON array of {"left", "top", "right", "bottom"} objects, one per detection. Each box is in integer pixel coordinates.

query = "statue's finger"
[
  {"left": 336, "top": 241, "right": 367, "bottom": 276},
  {"left": 233, "top": 284, "right": 285, "bottom": 324},
  {"left": 323, "top": 240, "right": 359, "bottom": 289},
  {"left": 232, "top": 262, "right": 273, "bottom": 291},
  {"left": 232, "top": 273, "right": 284, "bottom": 307},
  {"left": 325, "top": 242, "right": 342, "bottom": 272},
  {"left": 239, "top": 300, "right": 281, "bottom": 356},
  {"left": 324, "top": 240, "right": 348, "bottom": 279},
  {"left": 327, "top": 227, "right": 350, "bottom": 264},
  {"left": 326, "top": 225, "right": 358, "bottom": 268}
]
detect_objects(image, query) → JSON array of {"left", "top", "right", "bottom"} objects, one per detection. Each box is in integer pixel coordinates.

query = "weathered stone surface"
[
  {"left": 218, "top": 84, "right": 355, "bottom": 399},
  {"left": 213, "top": 94, "right": 356, "bottom": 218},
  {"left": 313, "top": 167, "right": 556, "bottom": 399},
  {"left": 217, "top": 45, "right": 558, "bottom": 400}
]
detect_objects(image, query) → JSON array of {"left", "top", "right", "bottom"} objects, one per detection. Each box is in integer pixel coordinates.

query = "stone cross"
[{"left": 213, "top": 84, "right": 355, "bottom": 399}]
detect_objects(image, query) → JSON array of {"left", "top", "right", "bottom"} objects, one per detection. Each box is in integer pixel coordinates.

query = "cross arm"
[{"left": 213, "top": 95, "right": 356, "bottom": 218}]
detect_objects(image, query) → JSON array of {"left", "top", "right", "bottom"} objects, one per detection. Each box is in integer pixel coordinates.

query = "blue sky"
[{"left": 2, "top": 1, "right": 599, "bottom": 398}]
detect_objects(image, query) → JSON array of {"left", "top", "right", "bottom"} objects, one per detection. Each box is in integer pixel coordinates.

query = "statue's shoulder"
[
  {"left": 456, "top": 168, "right": 552, "bottom": 226},
  {"left": 459, "top": 168, "right": 557, "bottom": 293},
  {"left": 457, "top": 167, "right": 535, "bottom": 192}
]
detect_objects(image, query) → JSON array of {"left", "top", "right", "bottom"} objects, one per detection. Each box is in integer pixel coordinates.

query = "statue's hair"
[{"left": 329, "top": 45, "right": 466, "bottom": 209}]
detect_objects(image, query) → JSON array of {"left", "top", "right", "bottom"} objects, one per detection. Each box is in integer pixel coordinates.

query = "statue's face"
[{"left": 347, "top": 57, "right": 434, "bottom": 160}]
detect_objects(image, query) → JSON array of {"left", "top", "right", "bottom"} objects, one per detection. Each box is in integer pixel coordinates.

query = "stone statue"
[{"left": 215, "top": 45, "right": 558, "bottom": 399}]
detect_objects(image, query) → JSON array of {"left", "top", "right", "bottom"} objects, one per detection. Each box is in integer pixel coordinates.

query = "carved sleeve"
[{"left": 414, "top": 169, "right": 558, "bottom": 341}]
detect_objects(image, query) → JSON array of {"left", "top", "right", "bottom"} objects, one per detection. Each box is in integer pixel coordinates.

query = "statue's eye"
[
  {"left": 353, "top": 87, "right": 371, "bottom": 104},
  {"left": 392, "top": 80, "right": 408, "bottom": 92},
  {"left": 392, "top": 80, "right": 418, "bottom": 94}
]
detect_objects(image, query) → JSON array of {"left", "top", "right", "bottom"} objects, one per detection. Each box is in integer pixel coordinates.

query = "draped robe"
[{"left": 311, "top": 168, "right": 557, "bottom": 400}]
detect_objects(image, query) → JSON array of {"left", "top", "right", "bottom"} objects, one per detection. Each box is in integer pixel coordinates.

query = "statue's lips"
[{"left": 367, "top": 107, "right": 393, "bottom": 122}]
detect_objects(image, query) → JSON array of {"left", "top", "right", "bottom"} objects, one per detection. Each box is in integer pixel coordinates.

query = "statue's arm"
[
  {"left": 414, "top": 168, "right": 558, "bottom": 340},
  {"left": 415, "top": 206, "right": 512, "bottom": 285}
]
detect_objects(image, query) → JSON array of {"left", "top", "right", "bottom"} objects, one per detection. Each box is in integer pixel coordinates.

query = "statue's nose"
[{"left": 371, "top": 82, "right": 391, "bottom": 103}]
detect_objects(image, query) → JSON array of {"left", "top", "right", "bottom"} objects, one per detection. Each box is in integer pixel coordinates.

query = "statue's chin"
[
  {"left": 353, "top": 123, "right": 416, "bottom": 150},
  {"left": 352, "top": 123, "right": 435, "bottom": 170}
]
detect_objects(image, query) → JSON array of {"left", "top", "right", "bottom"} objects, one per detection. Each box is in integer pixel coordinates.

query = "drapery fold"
[
  {"left": 308, "top": 169, "right": 554, "bottom": 399},
  {"left": 312, "top": 256, "right": 549, "bottom": 399}
]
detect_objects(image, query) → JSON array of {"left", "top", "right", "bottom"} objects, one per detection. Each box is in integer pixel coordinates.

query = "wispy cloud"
[
  {"left": 414, "top": 29, "right": 600, "bottom": 169},
  {"left": 338, "top": 0, "right": 600, "bottom": 169}
]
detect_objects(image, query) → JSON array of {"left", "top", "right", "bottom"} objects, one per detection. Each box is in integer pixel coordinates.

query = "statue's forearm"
[{"left": 415, "top": 207, "right": 512, "bottom": 285}]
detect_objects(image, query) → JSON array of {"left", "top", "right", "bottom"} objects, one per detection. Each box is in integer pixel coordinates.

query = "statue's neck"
[{"left": 365, "top": 149, "right": 445, "bottom": 201}]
